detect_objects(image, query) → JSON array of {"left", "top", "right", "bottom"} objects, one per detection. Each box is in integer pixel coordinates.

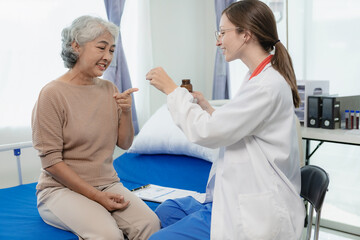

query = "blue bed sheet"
[
  {"left": 0, "top": 183, "right": 77, "bottom": 240},
  {"left": 0, "top": 153, "right": 212, "bottom": 239},
  {"left": 114, "top": 153, "right": 212, "bottom": 193}
]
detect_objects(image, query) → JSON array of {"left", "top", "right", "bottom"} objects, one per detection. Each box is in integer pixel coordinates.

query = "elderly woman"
[{"left": 32, "top": 15, "right": 160, "bottom": 240}]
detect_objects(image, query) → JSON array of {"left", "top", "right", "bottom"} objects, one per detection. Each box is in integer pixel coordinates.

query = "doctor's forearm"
[
  {"left": 204, "top": 106, "right": 215, "bottom": 115},
  {"left": 199, "top": 101, "right": 215, "bottom": 115}
]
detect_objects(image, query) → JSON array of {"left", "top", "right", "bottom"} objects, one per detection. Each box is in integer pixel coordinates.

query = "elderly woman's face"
[{"left": 75, "top": 31, "right": 115, "bottom": 77}]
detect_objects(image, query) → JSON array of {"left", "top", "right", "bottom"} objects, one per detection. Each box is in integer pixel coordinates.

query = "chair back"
[{"left": 300, "top": 165, "right": 329, "bottom": 212}]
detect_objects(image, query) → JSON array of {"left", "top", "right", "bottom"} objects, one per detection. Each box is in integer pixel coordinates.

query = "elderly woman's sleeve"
[{"left": 31, "top": 87, "right": 64, "bottom": 169}]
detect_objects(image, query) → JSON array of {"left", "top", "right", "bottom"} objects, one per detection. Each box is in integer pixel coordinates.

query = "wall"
[{"left": 148, "top": 0, "right": 216, "bottom": 114}]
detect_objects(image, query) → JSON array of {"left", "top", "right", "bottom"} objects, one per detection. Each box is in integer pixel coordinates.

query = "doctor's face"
[{"left": 216, "top": 15, "right": 246, "bottom": 62}]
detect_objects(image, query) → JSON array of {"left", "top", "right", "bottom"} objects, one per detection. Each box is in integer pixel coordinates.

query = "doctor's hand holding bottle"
[
  {"left": 145, "top": 67, "right": 177, "bottom": 95},
  {"left": 146, "top": 67, "right": 215, "bottom": 114}
]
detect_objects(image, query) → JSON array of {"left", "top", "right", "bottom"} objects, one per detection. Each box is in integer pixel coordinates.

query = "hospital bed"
[{"left": 0, "top": 104, "right": 217, "bottom": 239}]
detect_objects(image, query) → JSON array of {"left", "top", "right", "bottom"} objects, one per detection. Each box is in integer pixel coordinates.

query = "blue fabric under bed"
[{"left": 0, "top": 153, "right": 211, "bottom": 239}]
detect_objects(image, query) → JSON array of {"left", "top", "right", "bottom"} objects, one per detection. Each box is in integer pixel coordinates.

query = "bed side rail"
[{"left": 0, "top": 141, "right": 33, "bottom": 185}]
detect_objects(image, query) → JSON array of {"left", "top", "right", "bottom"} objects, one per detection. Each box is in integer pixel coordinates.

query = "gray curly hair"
[{"left": 61, "top": 15, "right": 119, "bottom": 69}]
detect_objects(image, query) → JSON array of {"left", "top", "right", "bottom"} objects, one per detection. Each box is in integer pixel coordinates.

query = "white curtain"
[
  {"left": 0, "top": 0, "right": 107, "bottom": 187},
  {"left": 122, "top": 0, "right": 153, "bottom": 128}
]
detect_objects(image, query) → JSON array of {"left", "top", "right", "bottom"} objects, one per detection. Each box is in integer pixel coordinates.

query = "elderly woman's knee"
[
  {"left": 142, "top": 211, "right": 161, "bottom": 234},
  {"left": 81, "top": 224, "right": 124, "bottom": 240},
  {"left": 123, "top": 211, "right": 160, "bottom": 240}
]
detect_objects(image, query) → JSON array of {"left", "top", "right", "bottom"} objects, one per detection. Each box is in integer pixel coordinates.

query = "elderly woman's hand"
[
  {"left": 113, "top": 88, "right": 139, "bottom": 112},
  {"left": 93, "top": 191, "right": 130, "bottom": 212},
  {"left": 146, "top": 67, "right": 178, "bottom": 95}
]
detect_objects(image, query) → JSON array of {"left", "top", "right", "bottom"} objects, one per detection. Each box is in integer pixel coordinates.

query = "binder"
[
  {"left": 308, "top": 96, "right": 322, "bottom": 128},
  {"left": 321, "top": 97, "right": 340, "bottom": 129}
]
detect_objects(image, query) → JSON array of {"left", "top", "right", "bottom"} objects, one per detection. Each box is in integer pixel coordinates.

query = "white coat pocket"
[{"left": 237, "top": 191, "right": 282, "bottom": 240}]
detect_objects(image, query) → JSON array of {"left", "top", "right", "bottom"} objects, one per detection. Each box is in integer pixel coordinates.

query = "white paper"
[{"left": 132, "top": 184, "right": 206, "bottom": 203}]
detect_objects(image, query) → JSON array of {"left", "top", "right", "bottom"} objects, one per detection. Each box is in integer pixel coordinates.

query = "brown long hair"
[{"left": 223, "top": 0, "right": 300, "bottom": 108}]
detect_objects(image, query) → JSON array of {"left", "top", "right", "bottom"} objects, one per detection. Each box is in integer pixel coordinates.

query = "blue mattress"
[{"left": 0, "top": 153, "right": 211, "bottom": 239}]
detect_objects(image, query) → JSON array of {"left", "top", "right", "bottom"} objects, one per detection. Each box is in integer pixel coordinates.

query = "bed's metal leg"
[{"left": 14, "top": 149, "right": 23, "bottom": 185}]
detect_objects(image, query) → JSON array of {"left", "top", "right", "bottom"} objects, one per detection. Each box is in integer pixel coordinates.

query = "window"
[
  {"left": 291, "top": 0, "right": 360, "bottom": 234},
  {"left": 0, "top": 0, "right": 107, "bottom": 128}
]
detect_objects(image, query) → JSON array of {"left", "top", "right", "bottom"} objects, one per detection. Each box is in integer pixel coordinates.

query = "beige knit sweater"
[{"left": 32, "top": 79, "right": 121, "bottom": 190}]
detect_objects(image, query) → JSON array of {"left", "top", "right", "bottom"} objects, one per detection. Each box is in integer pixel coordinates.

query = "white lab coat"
[{"left": 167, "top": 63, "right": 305, "bottom": 240}]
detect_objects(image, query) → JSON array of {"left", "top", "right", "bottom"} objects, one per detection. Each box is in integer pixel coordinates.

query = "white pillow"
[{"left": 128, "top": 104, "right": 219, "bottom": 162}]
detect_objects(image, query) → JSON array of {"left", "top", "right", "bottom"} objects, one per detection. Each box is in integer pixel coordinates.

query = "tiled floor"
[{"left": 302, "top": 227, "right": 360, "bottom": 240}]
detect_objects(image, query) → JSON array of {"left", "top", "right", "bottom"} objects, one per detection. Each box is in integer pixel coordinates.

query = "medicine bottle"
[
  {"left": 356, "top": 110, "right": 359, "bottom": 129},
  {"left": 350, "top": 110, "right": 355, "bottom": 129},
  {"left": 180, "top": 79, "right": 193, "bottom": 92}
]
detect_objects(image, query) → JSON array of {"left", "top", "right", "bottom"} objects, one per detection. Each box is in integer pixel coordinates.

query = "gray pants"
[{"left": 37, "top": 182, "right": 160, "bottom": 240}]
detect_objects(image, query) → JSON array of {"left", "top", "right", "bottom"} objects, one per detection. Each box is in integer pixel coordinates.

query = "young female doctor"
[{"left": 146, "top": 0, "right": 305, "bottom": 239}]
